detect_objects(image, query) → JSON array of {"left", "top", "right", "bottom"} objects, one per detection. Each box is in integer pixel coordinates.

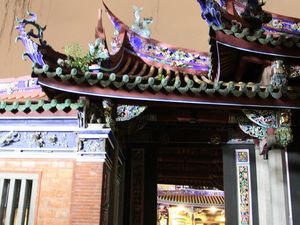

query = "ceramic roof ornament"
[
  {"left": 240, "top": 0, "right": 272, "bottom": 28},
  {"left": 16, "top": 12, "right": 46, "bottom": 67},
  {"left": 131, "top": 6, "right": 153, "bottom": 38},
  {"left": 197, "top": 0, "right": 223, "bottom": 28}
]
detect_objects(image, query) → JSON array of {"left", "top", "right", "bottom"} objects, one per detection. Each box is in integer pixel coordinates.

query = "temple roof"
[
  {"left": 199, "top": 0, "right": 300, "bottom": 79},
  {"left": 0, "top": 77, "right": 84, "bottom": 114},
  {"left": 211, "top": 1, "right": 300, "bottom": 52},
  {"left": 14, "top": 2, "right": 300, "bottom": 109},
  {"left": 157, "top": 189, "right": 224, "bottom": 207}
]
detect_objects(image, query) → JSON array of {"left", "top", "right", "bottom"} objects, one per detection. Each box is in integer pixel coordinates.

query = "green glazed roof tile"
[
  {"left": 212, "top": 20, "right": 300, "bottom": 48},
  {"left": 0, "top": 99, "right": 85, "bottom": 113},
  {"left": 32, "top": 64, "right": 300, "bottom": 100}
]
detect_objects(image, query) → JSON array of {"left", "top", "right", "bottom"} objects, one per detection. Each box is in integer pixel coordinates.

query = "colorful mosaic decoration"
[
  {"left": 107, "top": 13, "right": 124, "bottom": 55},
  {"left": 243, "top": 109, "right": 277, "bottom": 128},
  {"left": 116, "top": 105, "right": 147, "bottom": 122},
  {"left": 264, "top": 18, "right": 300, "bottom": 35},
  {"left": 236, "top": 149, "right": 252, "bottom": 225},
  {"left": 127, "top": 31, "right": 210, "bottom": 72},
  {"left": 238, "top": 123, "right": 267, "bottom": 140},
  {"left": 237, "top": 151, "right": 249, "bottom": 163},
  {"left": 240, "top": 110, "right": 293, "bottom": 150}
]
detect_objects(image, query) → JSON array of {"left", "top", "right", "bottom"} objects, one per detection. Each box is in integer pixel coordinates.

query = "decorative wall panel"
[{"left": 236, "top": 149, "right": 252, "bottom": 225}]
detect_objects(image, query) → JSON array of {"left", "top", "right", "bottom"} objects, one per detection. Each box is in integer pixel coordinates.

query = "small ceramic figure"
[{"left": 271, "top": 59, "right": 288, "bottom": 87}]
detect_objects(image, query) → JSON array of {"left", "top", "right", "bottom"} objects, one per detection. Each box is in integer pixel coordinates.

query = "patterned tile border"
[{"left": 236, "top": 149, "right": 252, "bottom": 225}]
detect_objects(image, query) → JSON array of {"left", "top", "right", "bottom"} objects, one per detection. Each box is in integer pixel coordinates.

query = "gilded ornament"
[
  {"left": 280, "top": 112, "right": 290, "bottom": 126},
  {"left": 275, "top": 127, "right": 293, "bottom": 148}
]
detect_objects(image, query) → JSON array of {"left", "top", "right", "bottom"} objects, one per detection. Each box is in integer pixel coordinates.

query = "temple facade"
[{"left": 1, "top": 0, "right": 300, "bottom": 225}]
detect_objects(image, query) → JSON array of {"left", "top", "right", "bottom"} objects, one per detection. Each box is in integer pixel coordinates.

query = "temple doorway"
[
  {"left": 156, "top": 144, "right": 225, "bottom": 225},
  {"left": 119, "top": 107, "right": 235, "bottom": 225},
  {"left": 122, "top": 143, "right": 226, "bottom": 225}
]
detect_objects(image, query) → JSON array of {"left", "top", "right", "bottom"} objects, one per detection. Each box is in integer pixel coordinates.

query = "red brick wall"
[
  {"left": 71, "top": 161, "right": 103, "bottom": 225},
  {"left": 0, "top": 158, "right": 103, "bottom": 225}
]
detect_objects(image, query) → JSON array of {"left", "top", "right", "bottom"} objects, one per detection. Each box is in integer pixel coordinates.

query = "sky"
[{"left": 0, "top": 0, "right": 299, "bottom": 78}]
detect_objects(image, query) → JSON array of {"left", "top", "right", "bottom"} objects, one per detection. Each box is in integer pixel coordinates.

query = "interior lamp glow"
[
  {"left": 175, "top": 205, "right": 186, "bottom": 213},
  {"left": 209, "top": 206, "right": 218, "bottom": 214},
  {"left": 220, "top": 215, "right": 226, "bottom": 222}
]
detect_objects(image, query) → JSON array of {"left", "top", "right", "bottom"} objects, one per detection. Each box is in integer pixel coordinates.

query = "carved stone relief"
[
  {"left": 0, "top": 131, "right": 74, "bottom": 150},
  {"left": 80, "top": 139, "right": 105, "bottom": 153},
  {"left": 0, "top": 131, "right": 20, "bottom": 147}
]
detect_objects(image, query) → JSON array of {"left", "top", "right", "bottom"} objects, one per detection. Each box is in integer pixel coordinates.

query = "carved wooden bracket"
[{"left": 239, "top": 109, "right": 293, "bottom": 156}]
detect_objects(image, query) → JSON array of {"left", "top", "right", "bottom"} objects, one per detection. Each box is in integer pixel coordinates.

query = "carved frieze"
[
  {"left": 0, "top": 131, "right": 20, "bottom": 147},
  {"left": 0, "top": 131, "right": 75, "bottom": 151},
  {"left": 80, "top": 139, "right": 105, "bottom": 153},
  {"left": 0, "top": 119, "right": 114, "bottom": 161}
]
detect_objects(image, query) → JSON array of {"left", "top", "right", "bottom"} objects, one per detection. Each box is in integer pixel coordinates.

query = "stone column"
[
  {"left": 268, "top": 149, "right": 290, "bottom": 225},
  {"left": 239, "top": 109, "right": 293, "bottom": 225},
  {"left": 256, "top": 147, "right": 292, "bottom": 225},
  {"left": 255, "top": 145, "right": 272, "bottom": 225}
]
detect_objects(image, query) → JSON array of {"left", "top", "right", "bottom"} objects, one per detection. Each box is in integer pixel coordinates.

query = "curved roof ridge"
[
  {"left": 103, "top": 2, "right": 210, "bottom": 74},
  {"left": 103, "top": 2, "right": 209, "bottom": 55}
]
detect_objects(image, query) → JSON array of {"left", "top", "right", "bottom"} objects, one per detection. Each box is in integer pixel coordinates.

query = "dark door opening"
[
  {"left": 118, "top": 107, "right": 249, "bottom": 225},
  {"left": 156, "top": 144, "right": 225, "bottom": 225}
]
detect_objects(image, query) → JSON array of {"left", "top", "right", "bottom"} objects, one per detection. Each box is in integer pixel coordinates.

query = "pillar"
[
  {"left": 255, "top": 145, "right": 272, "bottom": 225},
  {"left": 268, "top": 149, "right": 290, "bottom": 225},
  {"left": 256, "top": 147, "right": 292, "bottom": 225}
]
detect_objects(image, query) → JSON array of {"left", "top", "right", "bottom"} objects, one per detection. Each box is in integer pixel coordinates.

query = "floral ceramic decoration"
[{"left": 128, "top": 32, "right": 210, "bottom": 72}]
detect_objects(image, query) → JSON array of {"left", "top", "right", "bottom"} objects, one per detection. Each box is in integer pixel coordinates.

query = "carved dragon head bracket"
[{"left": 239, "top": 109, "right": 293, "bottom": 156}]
